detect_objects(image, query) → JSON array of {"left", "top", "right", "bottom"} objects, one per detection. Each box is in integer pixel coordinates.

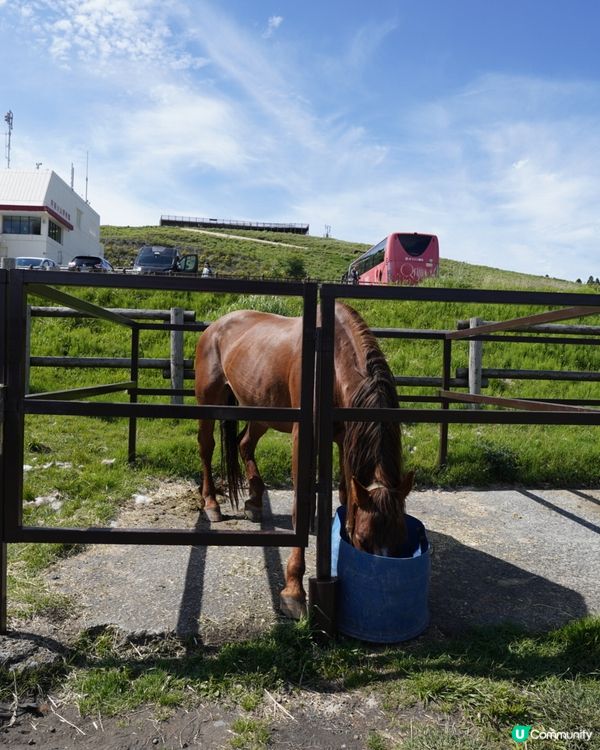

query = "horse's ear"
[
  {"left": 400, "top": 470, "right": 415, "bottom": 498},
  {"left": 351, "top": 476, "right": 372, "bottom": 509}
]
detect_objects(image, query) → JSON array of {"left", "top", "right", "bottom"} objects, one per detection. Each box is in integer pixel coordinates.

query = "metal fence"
[
  {"left": 160, "top": 215, "right": 310, "bottom": 234},
  {"left": 1, "top": 270, "right": 600, "bottom": 635}
]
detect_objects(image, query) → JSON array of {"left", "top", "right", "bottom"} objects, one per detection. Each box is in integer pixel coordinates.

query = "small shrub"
[{"left": 283, "top": 255, "right": 307, "bottom": 279}]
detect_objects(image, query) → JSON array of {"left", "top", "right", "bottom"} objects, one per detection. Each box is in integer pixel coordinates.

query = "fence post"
[
  {"left": 438, "top": 338, "right": 451, "bottom": 468},
  {"left": 310, "top": 291, "right": 338, "bottom": 639},
  {"left": 170, "top": 308, "right": 184, "bottom": 405},
  {"left": 0, "top": 269, "right": 7, "bottom": 632},
  {"left": 468, "top": 317, "right": 483, "bottom": 408},
  {"left": 24, "top": 304, "right": 31, "bottom": 395},
  {"left": 0, "top": 385, "right": 6, "bottom": 633},
  {"left": 128, "top": 327, "right": 139, "bottom": 463}
]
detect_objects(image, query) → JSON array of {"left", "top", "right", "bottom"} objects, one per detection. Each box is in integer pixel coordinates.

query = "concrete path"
[{"left": 42, "top": 482, "right": 600, "bottom": 642}]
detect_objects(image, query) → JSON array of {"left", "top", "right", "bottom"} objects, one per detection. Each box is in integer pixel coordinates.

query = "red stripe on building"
[{"left": 0, "top": 204, "right": 74, "bottom": 231}]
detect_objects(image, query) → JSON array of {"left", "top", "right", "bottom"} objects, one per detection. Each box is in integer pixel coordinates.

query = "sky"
[{"left": 1, "top": 0, "right": 600, "bottom": 282}]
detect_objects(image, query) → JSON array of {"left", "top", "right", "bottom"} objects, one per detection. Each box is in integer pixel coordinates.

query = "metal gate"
[{"left": 0, "top": 269, "right": 318, "bottom": 633}]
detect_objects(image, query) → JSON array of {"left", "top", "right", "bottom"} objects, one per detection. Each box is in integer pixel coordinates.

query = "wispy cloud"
[
  {"left": 345, "top": 17, "right": 397, "bottom": 69},
  {"left": 263, "top": 15, "right": 283, "bottom": 39}
]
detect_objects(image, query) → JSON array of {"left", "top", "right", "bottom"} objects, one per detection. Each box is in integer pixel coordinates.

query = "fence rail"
[{"left": 26, "top": 306, "right": 600, "bottom": 403}]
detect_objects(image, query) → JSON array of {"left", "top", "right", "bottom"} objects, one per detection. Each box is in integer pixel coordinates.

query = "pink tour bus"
[{"left": 347, "top": 233, "right": 439, "bottom": 284}]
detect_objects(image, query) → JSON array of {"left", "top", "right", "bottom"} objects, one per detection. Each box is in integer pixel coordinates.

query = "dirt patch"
[{"left": 0, "top": 670, "right": 456, "bottom": 750}]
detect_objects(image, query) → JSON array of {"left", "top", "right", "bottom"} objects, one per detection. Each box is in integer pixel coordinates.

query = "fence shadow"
[
  {"left": 260, "top": 491, "right": 288, "bottom": 614},
  {"left": 175, "top": 513, "right": 208, "bottom": 640},
  {"left": 569, "top": 488, "right": 600, "bottom": 508},
  {"left": 518, "top": 489, "right": 600, "bottom": 535}
]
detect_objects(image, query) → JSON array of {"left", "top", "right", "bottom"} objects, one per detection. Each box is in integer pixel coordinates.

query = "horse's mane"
[{"left": 340, "top": 305, "right": 405, "bottom": 518}]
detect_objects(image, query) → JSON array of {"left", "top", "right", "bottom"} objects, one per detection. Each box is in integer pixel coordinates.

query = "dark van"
[{"left": 132, "top": 245, "right": 198, "bottom": 274}]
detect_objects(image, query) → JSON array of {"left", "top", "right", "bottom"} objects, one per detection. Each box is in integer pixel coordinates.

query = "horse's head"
[{"left": 346, "top": 471, "right": 415, "bottom": 556}]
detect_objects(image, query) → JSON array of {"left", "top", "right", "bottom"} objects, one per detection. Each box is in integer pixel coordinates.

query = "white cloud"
[
  {"left": 263, "top": 15, "right": 283, "bottom": 39},
  {"left": 117, "top": 84, "right": 250, "bottom": 172},
  {"left": 10, "top": 0, "right": 207, "bottom": 70}
]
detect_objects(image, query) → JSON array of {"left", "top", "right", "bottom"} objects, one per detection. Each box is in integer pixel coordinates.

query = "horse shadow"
[{"left": 427, "top": 529, "right": 588, "bottom": 634}]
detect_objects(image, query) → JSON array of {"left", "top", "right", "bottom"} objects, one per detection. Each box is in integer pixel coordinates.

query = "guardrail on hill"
[{"left": 159, "top": 215, "right": 310, "bottom": 234}]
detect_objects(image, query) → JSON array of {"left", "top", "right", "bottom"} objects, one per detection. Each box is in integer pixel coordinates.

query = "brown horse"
[{"left": 194, "top": 301, "right": 414, "bottom": 619}]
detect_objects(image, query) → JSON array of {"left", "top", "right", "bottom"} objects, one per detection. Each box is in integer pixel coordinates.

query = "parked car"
[
  {"left": 132, "top": 245, "right": 198, "bottom": 274},
  {"left": 68, "top": 255, "right": 114, "bottom": 272},
  {"left": 15, "top": 256, "right": 59, "bottom": 270}
]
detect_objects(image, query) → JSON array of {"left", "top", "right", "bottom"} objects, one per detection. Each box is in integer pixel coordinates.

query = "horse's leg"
[
  {"left": 196, "top": 371, "right": 230, "bottom": 522},
  {"left": 197, "top": 418, "right": 223, "bottom": 522},
  {"left": 281, "top": 548, "right": 307, "bottom": 619},
  {"left": 280, "top": 424, "right": 307, "bottom": 619},
  {"left": 238, "top": 421, "right": 268, "bottom": 522}
]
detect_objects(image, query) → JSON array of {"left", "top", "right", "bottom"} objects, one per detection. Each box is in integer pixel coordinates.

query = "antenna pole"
[
  {"left": 85, "top": 151, "right": 89, "bottom": 203},
  {"left": 4, "top": 110, "right": 13, "bottom": 169}
]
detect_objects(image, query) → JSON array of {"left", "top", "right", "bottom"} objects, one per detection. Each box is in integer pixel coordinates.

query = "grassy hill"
[
  {"left": 101, "top": 225, "right": 363, "bottom": 281},
  {"left": 100, "top": 224, "right": 589, "bottom": 292}
]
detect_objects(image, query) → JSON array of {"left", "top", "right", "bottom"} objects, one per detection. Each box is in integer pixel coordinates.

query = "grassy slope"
[{"left": 100, "top": 224, "right": 363, "bottom": 280}]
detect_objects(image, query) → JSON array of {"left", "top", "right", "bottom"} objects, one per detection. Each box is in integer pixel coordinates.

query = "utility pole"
[{"left": 4, "top": 110, "right": 13, "bottom": 168}]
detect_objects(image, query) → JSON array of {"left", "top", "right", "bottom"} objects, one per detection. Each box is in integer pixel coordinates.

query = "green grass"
[
  {"left": 2, "top": 617, "right": 599, "bottom": 748},
  {"left": 230, "top": 717, "right": 271, "bottom": 749}
]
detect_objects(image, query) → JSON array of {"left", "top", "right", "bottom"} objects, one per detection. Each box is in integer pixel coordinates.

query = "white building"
[{"left": 0, "top": 169, "right": 103, "bottom": 265}]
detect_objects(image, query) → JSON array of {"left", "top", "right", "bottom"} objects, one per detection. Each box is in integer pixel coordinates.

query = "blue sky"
[{"left": 1, "top": 1, "right": 600, "bottom": 281}]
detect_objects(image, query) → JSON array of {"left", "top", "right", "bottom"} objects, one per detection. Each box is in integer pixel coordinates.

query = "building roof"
[
  {"left": 0, "top": 169, "right": 53, "bottom": 205},
  {"left": 0, "top": 169, "right": 100, "bottom": 231}
]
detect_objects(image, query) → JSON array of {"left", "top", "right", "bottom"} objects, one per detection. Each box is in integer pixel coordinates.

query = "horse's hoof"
[
  {"left": 280, "top": 594, "right": 307, "bottom": 620},
  {"left": 205, "top": 507, "right": 223, "bottom": 523},
  {"left": 244, "top": 501, "right": 262, "bottom": 522}
]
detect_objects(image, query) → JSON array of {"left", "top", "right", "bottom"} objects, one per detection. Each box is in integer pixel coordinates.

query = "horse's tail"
[{"left": 219, "top": 388, "right": 244, "bottom": 509}]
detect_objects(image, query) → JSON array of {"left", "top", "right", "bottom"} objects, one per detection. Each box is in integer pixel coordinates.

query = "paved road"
[{"left": 42, "top": 483, "right": 600, "bottom": 642}]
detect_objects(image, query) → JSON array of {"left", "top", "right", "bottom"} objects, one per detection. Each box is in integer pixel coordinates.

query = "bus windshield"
[{"left": 398, "top": 234, "right": 434, "bottom": 257}]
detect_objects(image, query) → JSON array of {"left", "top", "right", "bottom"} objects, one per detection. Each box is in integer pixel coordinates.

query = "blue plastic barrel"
[{"left": 331, "top": 506, "right": 430, "bottom": 643}]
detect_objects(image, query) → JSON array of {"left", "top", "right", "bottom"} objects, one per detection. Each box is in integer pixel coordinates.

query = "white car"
[{"left": 15, "top": 256, "right": 60, "bottom": 270}]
